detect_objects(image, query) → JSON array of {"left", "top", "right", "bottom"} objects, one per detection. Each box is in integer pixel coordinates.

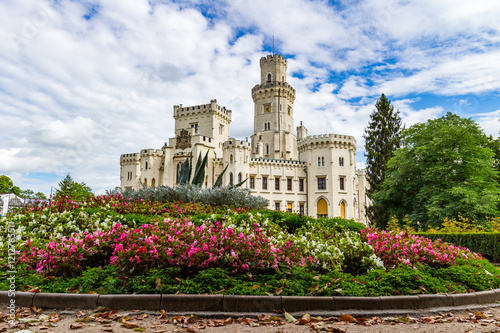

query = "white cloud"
[{"left": 0, "top": 0, "right": 498, "bottom": 195}]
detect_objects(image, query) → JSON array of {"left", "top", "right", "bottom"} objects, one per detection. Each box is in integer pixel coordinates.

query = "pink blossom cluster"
[
  {"left": 361, "top": 228, "right": 483, "bottom": 268},
  {"left": 20, "top": 219, "right": 313, "bottom": 276}
]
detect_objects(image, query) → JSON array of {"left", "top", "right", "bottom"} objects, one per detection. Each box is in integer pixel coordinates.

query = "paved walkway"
[{"left": 3, "top": 304, "right": 500, "bottom": 332}]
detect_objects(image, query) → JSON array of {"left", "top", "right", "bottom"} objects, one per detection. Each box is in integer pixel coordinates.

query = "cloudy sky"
[{"left": 1, "top": 0, "right": 499, "bottom": 195}]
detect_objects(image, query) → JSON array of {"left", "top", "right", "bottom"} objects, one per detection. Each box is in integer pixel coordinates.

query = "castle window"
[
  {"left": 340, "top": 177, "right": 345, "bottom": 191},
  {"left": 287, "top": 178, "right": 292, "bottom": 191},
  {"left": 267, "top": 73, "right": 272, "bottom": 82},
  {"left": 152, "top": 178, "right": 156, "bottom": 188},
  {"left": 275, "top": 177, "right": 280, "bottom": 191},
  {"left": 275, "top": 202, "right": 280, "bottom": 211},
  {"left": 262, "top": 176, "right": 268, "bottom": 190},
  {"left": 322, "top": 157, "right": 325, "bottom": 166},
  {"left": 318, "top": 177, "right": 326, "bottom": 190},
  {"left": 230, "top": 154, "right": 233, "bottom": 163},
  {"left": 229, "top": 173, "right": 234, "bottom": 186},
  {"left": 299, "top": 203, "right": 305, "bottom": 215},
  {"left": 176, "top": 163, "right": 181, "bottom": 184},
  {"left": 288, "top": 106, "right": 291, "bottom": 115},
  {"left": 282, "top": 75, "right": 285, "bottom": 82},
  {"left": 339, "top": 157, "right": 344, "bottom": 166},
  {"left": 145, "top": 161, "right": 148, "bottom": 170},
  {"left": 250, "top": 176, "right": 255, "bottom": 189},
  {"left": 238, "top": 172, "right": 242, "bottom": 184},
  {"left": 318, "top": 157, "right": 321, "bottom": 166},
  {"left": 144, "top": 178, "right": 148, "bottom": 187},
  {"left": 299, "top": 178, "right": 304, "bottom": 192},
  {"left": 266, "top": 144, "right": 269, "bottom": 155},
  {"left": 205, "top": 176, "right": 208, "bottom": 187}
]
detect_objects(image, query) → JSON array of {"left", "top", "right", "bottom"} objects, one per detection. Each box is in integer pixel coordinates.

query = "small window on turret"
[{"left": 267, "top": 73, "right": 272, "bottom": 82}]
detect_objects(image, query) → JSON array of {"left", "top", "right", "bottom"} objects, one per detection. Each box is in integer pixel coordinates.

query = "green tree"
[
  {"left": 34, "top": 192, "right": 47, "bottom": 199},
  {"left": 374, "top": 112, "right": 500, "bottom": 229},
  {"left": 0, "top": 175, "right": 21, "bottom": 196},
  {"left": 54, "top": 174, "right": 93, "bottom": 201},
  {"left": 0, "top": 175, "right": 14, "bottom": 193},
  {"left": 363, "top": 94, "right": 403, "bottom": 229}
]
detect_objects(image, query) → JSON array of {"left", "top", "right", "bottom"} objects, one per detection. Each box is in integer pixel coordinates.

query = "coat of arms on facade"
[{"left": 176, "top": 129, "right": 192, "bottom": 149}]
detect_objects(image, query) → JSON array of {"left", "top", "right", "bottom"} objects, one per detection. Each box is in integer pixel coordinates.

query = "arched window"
[
  {"left": 230, "top": 154, "right": 233, "bottom": 163},
  {"left": 144, "top": 178, "right": 148, "bottom": 187},
  {"left": 340, "top": 201, "right": 346, "bottom": 219},
  {"left": 322, "top": 157, "right": 325, "bottom": 166},
  {"left": 318, "top": 157, "right": 321, "bottom": 166},
  {"left": 267, "top": 73, "right": 272, "bottom": 82},
  {"left": 238, "top": 172, "right": 242, "bottom": 184},
  {"left": 229, "top": 173, "right": 234, "bottom": 186},
  {"left": 152, "top": 178, "right": 156, "bottom": 188},
  {"left": 264, "top": 123, "right": 268, "bottom": 131},
  {"left": 176, "top": 163, "right": 181, "bottom": 184},
  {"left": 317, "top": 198, "right": 328, "bottom": 218},
  {"left": 145, "top": 161, "right": 148, "bottom": 170},
  {"left": 266, "top": 144, "right": 269, "bottom": 155}
]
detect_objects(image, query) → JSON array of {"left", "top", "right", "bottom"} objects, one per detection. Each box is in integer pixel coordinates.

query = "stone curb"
[{"left": 1, "top": 290, "right": 499, "bottom": 312}]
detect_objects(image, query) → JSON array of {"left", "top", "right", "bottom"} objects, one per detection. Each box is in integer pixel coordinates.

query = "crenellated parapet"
[
  {"left": 260, "top": 54, "right": 287, "bottom": 68},
  {"left": 251, "top": 81, "right": 296, "bottom": 103},
  {"left": 222, "top": 138, "right": 251, "bottom": 150},
  {"left": 120, "top": 153, "right": 140, "bottom": 165},
  {"left": 298, "top": 134, "right": 357, "bottom": 152},
  {"left": 250, "top": 157, "right": 306, "bottom": 167},
  {"left": 173, "top": 99, "right": 232, "bottom": 123}
]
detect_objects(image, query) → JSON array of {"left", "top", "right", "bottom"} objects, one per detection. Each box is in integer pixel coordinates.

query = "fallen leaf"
[
  {"left": 339, "top": 315, "right": 355, "bottom": 323},
  {"left": 284, "top": 311, "right": 297, "bottom": 323},
  {"left": 70, "top": 323, "right": 84, "bottom": 329}
]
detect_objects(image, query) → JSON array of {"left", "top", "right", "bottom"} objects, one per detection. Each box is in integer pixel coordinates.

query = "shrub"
[
  {"left": 122, "top": 185, "right": 268, "bottom": 209},
  {"left": 415, "top": 233, "right": 500, "bottom": 262}
]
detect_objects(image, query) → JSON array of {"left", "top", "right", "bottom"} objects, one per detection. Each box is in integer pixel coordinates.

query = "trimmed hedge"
[{"left": 415, "top": 232, "right": 500, "bottom": 262}]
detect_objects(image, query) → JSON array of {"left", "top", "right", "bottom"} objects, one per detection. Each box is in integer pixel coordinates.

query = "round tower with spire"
[{"left": 250, "top": 54, "right": 297, "bottom": 160}]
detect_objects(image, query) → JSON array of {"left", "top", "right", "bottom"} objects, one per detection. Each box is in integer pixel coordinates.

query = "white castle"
[{"left": 120, "top": 54, "right": 369, "bottom": 223}]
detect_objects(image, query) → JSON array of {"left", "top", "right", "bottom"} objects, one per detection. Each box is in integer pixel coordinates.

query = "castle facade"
[{"left": 120, "top": 54, "right": 369, "bottom": 223}]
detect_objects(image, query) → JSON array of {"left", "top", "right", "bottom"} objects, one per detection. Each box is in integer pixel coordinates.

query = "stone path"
[{"left": 3, "top": 304, "right": 500, "bottom": 332}]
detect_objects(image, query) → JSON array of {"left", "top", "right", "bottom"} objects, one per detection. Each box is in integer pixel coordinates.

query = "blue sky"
[{"left": 0, "top": 0, "right": 499, "bottom": 195}]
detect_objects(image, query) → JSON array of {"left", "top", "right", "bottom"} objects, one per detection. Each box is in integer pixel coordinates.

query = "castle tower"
[{"left": 250, "top": 55, "right": 297, "bottom": 160}]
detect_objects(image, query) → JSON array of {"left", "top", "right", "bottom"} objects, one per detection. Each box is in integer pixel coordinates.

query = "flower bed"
[{"left": 1, "top": 195, "right": 499, "bottom": 296}]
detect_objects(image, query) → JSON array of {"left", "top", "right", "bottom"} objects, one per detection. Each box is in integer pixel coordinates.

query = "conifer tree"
[{"left": 363, "top": 94, "right": 403, "bottom": 229}]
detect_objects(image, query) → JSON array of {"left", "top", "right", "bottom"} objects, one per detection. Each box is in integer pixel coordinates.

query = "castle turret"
[{"left": 250, "top": 54, "right": 297, "bottom": 160}]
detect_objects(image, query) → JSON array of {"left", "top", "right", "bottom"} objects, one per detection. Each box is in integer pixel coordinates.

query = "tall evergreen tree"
[
  {"left": 54, "top": 174, "right": 93, "bottom": 201},
  {"left": 363, "top": 94, "right": 403, "bottom": 229}
]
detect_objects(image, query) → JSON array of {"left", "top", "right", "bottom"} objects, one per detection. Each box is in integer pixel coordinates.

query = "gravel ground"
[{"left": 3, "top": 304, "right": 500, "bottom": 333}]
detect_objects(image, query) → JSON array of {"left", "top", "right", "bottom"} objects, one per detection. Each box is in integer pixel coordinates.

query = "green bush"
[
  {"left": 122, "top": 185, "right": 268, "bottom": 210},
  {"left": 415, "top": 232, "right": 500, "bottom": 262}
]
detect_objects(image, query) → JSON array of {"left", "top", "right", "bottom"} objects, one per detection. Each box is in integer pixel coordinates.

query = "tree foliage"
[
  {"left": 54, "top": 174, "right": 93, "bottom": 201},
  {"left": 363, "top": 94, "right": 403, "bottom": 229},
  {"left": 374, "top": 112, "right": 500, "bottom": 229},
  {"left": 0, "top": 175, "right": 21, "bottom": 196}
]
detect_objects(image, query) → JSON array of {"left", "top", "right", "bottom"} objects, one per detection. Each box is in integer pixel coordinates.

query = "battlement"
[
  {"left": 252, "top": 81, "right": 295, "bottom": 94},
  {"left": 260, "top": 54, "right": 287, "bottom": 68},
  {"left": 298, "top": 134, "right": 357, "bottom": 151},
  {"left": 252, "top": 82, "right": 296, "bottom": 103},
  {"left": 173, "top": 99, "right": 232, "bottom": 121},
  {"left": 139, "top": 148, "right": 164, "bottom": 156},
  {"left": 222, "top": 138, "right": 251, "bottom": 149},
  {"left": 250, "top": 157, "right": 306, "bottom": 167}
]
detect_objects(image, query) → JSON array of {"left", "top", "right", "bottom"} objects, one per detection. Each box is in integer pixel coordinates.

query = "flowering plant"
[{"left": 361, "top": 228, "right": 483, "bottom": 268}]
